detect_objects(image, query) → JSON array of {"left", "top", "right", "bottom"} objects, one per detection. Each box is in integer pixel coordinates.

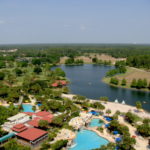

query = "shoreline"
[
  {"left": 56, "top": 63, "right": 150, "bottom": 93},
  {"left": 102, "top": 77, "right": 150, "bottom": 93},
  {"left": 62, "top": 94, "right": 150, "bottom": 118}
]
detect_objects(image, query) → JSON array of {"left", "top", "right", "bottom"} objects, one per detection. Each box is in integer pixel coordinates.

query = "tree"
[
  {"left": 20, "top": 61, "right": 28, "bottom": 67},
  {"left": 148, "top": 82, "right": 150, "bottom": 90},
  {"left": 65, "top": 58, "right": 74, "bottom": 65},
  {"left": 62, "top": 87, "right": 69, "bottom": 94},
  {"left": 100, "top": 96, "right": 108, "bottom": 102},
  {"left": 92, "top": 57, "right": 98, "bottom": 63},
  {"left": 125, "top": 112, "right": 140, "bottom": 124},
  {"left": 4, "top": 139, "right": 30, "bottom": 150},
  {"left": 143, "top": 78, "right": 148, "bottom": 88},
  {"left": 94, "top": 142, "right": 116, "bottom": 150},
  {"left": 136, "top": 79, "right": 143, "bottom": 89},
  {"left": 115, "top": 60, "right": 126, "bottom": 68},
  {"left": 54, "top": 68, "right": 65, "bottom": 77},
  {"left": 136, "top": 101, "right": 142, "bottom": 110},
  {"left": 119, "top": 135, "right": 136, "bottom": 150},
  {"left": 130, "top": 79, "right": 137, "bottom": 88},
  {"left": 32, "top": 59, "right": 41, "bottom": 65},
  {"left": 91, "top": 102, "right": 105, "bottom": 110},
  {"left": 51, "top": 115, "right": 65, "bottom": 127},
  {"left": 38, "top": 120, "right": 49, "bottom": 129},
  {"left": 106, "top": 109, "right": 111, "bottom": 116},
  {"left": 34, "top": 67, "right": 42, "bottom": 74},
  {"left": 0, "top": 61, "right": 6, "bottom": 68},
  {"left": 137, "top": 123, "right": 150, "bottom": 137},
  {"left": 121, "top": 78, "right": 126, "bottom": 86},
  {"left": 15, "top": 68, "right": 23, "bottom": 76},
  {"left": 0, "top": 72, "right": 5, "bottom": 80},
  {"left": 110, "top": 77, "right": 119, "bottom": 85},
  {"left": 50, "top": 140, "right": 68, "bottom": 150},
  {"left": 32, "top": 105, "right": 36, "bottom": 112}
]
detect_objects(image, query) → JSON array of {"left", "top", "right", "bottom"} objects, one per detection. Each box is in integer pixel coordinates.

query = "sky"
[{"left": 0, "top": 0, "right": 150, "bottom": 44}]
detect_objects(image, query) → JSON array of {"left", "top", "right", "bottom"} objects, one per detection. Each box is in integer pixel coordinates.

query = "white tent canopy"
[
  {"left": 114, "top": 99, "right": 118, "bottom": 103},
  {"left": 122, "top": 100, "right": 125, "bottom": 104}
]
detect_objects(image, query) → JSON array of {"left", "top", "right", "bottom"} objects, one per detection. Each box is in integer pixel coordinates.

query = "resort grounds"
[{"left": 62, "top": 94, "right": 150, "bottom": 150}]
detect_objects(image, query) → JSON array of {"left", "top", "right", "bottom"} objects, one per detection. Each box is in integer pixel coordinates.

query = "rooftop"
[
  {"left": 36, "top": 111, "right": 53, "bottom": 118},
  {"left": 8, "top": 113, "right": 27, "bottom": 121},
  {"left": 17, "top": 128, "right": 47, "bottom": 141},
  {"left": 11, "top": 124, "right": 28, "bottom": 133},
  {"left": 27, "top": 119, "right": 39, "bottom": 127}
]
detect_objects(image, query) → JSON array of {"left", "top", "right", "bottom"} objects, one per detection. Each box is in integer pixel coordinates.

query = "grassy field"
[{"left": 103, "top": 67, "right": 150, "bottom": 91}]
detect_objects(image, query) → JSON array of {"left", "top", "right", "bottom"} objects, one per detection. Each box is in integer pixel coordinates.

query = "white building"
[{"left": 2, "top": 113, "right": 30, "bottom": 132}]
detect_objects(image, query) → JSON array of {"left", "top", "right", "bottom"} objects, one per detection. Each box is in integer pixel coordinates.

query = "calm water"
[
  {"left": 22, "top": 104, "right": 34, "bottom": 112},
  {"left": 69, "top": 130, "right": 108, "bottom": 150},
  {"left": 58, "top": 64, "right": 150, "bottom": 111},
  {"left": 89, "top": 119, "right": 103, "bottom": 127}
]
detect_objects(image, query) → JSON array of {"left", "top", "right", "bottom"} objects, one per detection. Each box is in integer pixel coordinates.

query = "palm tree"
[{"left": 106, "top": 109, "right": 111, "bottom": 116}]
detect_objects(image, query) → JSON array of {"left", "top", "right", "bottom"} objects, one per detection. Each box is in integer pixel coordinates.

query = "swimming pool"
[
  {"left": 22, "top": 104, "right": 34, "bottom": 112},
  {"left": 69, "top": 130, "right": 108, "bottom": 150},
  {"left": 89, "top": 118, "right": 103, "bottom": 127}
]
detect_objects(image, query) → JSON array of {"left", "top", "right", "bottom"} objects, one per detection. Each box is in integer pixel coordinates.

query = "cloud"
[
  {"left": 80, "top": 24, "right": 86, "bottom": 31},
  {"left": 0, "top": 20, "right": 5, "bottom": 24}
]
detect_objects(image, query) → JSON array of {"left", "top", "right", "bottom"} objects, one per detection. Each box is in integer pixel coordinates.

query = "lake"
[{"left": 57, "top": 64, "right": 150, "bottom": 111}]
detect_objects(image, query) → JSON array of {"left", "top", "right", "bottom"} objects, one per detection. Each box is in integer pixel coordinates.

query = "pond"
[
  {"left": 57, "top": 64, "right": 150, "bottom": 111},
  {"left": 69, "top": 130, "right": 108, "bottom": 150}
]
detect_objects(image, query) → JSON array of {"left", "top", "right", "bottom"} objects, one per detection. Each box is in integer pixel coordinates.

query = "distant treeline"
[
  {"left": 1, "top": 44, "right": 150, "bottom": 67},
  {"left": 1, "top": 44, "right": 150, "bottom": 57}
]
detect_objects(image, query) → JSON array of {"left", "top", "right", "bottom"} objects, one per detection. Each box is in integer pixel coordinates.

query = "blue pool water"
[
  {"left": 69, "top": 130, "right": 108, "bottom": 150},
  {"left": 89, "top": 119, "right": 103, "bottom": 127},
  {"left": 22, "top": 104, "right": 34, "bottom": 112}
]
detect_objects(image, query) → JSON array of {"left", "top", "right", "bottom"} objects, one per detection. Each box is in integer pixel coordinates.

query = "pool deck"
[{"left": 86, "top": 127, "right": 115, "bottom": 143}]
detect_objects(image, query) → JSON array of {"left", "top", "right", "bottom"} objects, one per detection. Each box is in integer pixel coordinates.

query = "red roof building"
[
  {"left": 17, "top": 128, "right": 48, "bottom": 145},
  {"left": 51, "top": 83, "right": 58, "bottom": 87},
  {"left": 27, "top": 119, "right": 39, "bottom": 127},
  {"left": 59, "top": 80, "right": 67, "bottom": 85},
  {"left": 36, "top": 111, "right": 53, "bottom": 117},
  {"left": 23, "top": 112, "right": 35, "bottom": 116},
  {"left": 27, "top": 111, "right": 53, "bottom": 127},
  {"left": 11, "top": 123, "right": 28, "bottom": 133},
  {"left": 51, "top": 80, "right": 67, "bottom": 87}
]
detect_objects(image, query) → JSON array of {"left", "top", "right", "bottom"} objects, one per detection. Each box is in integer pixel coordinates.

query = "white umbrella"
[
  {"left": 114, "top": 99, "right": 118, "bottom": 103},
  {"left": 122, "top": 100, "right": 125, "bottom": 104}
]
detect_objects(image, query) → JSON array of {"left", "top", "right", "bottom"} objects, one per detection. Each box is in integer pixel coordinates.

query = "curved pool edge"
[{"left": 68, "top": 129, "right": 110, "bottom": 150}]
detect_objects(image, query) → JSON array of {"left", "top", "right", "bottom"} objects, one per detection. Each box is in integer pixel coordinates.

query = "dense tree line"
[
  {"left": 65, "top": 58, "right": 84, "bottom": 65},
  {"left": 127, "top": 55, "right": 150, "bottom": 69},
  {"left": 92, "top": 57, "right": 111, "bottom": 65},
  {"left": 106, "top": 61, "right": 126, "bottom": 77},
  {"left": 130, "top": 78, "right": 149, "bottom": 89},
  {"left": 0, "top": 105, "right": 19, "bottom": 125}
]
